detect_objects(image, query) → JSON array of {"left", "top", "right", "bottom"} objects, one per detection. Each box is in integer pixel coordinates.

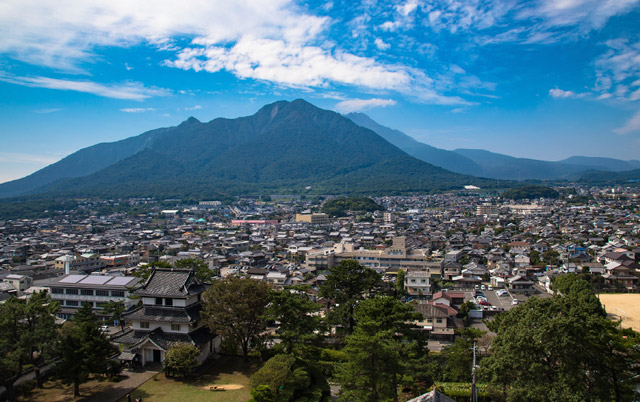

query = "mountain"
[
  {"left": 452, "top": 149, "right": 640, "bottom": 181},
  {"left": 559, "top": 156, "right": 640, "bottom": 172},
  {"left": 579, "top": 169, "right": 640, "bottom": 186},
  {"left": 8, "top": 100, "right": 499, "bottom": 200},
  {"left": 346, "top": 112, "right": 481, "bottom": 175}
]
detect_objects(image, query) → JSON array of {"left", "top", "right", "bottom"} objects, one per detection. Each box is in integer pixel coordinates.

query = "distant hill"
[
  {"left": 451, "top": 149, "right": 639, "bottom": 181},
  {"left": 346, "top": 112, "right": 481, "bottom": 175},
  {"left": 559, "top": 156, "right": 640, "bottom": 172},
  {"left": 578, "top": 169, "right": 640, "bottom": 186},
  {"left": 10, "top": 99, "right": 501, "bottom": 200}
]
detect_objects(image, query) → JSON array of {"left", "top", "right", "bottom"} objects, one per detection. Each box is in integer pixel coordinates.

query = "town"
[{"left": 1, "top": 185, "right": 639, "bottom": 401}]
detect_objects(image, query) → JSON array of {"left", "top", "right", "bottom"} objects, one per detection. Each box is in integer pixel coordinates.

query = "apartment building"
[{"left": 295, "top": 213, "right": 330, "bottom": 225}]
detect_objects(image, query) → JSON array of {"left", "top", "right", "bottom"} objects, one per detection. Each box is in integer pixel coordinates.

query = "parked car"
[
  {"left": 474, "top": 285, "right": 480, "bottom": 290},
  {"left": 100, "top": 325, "right": 109, "bottom": 332},
  {"left": 481, "top": 284, "right": 486, "bottom": 291},
  {"left": 479, "top": 300, "right": 492, "bottom": 306},
  {"left": 497, "top": 290, "right": 508, "bottom": 297},
  {"left": 511, "top": 299, "right": 519, "bottom": 305},
  {"left": 487, "top": 286, "right": 493, "bottom": 291},
  {"left": 475, "top": 291, "right": 485, "bottom": 297}
]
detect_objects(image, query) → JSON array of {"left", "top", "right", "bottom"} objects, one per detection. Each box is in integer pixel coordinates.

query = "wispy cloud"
[
  {"left": 335, "top": 98, "right": 397, "bottom": 113},
  {"left": 33, "top": 108, "right": 62, "bottom": 114},
  {"left": 614, "top": 110, "right": 640, "bottom": 135},
  {"left": 595, "top": 39, "right": 640, "bottom": 101},
  {"left": 184, "top": 105, "right": 202, "bottom": 110},
  {"left": 120, "top": 107, "right": 156, "bottom": 113},
  {"left": 0, "top": 72, "right": 169, "bottom": 100}
]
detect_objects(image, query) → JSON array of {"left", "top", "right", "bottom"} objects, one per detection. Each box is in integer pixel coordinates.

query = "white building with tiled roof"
[{"left": 112, "top": 268, "right": 220, "bottom": 367}]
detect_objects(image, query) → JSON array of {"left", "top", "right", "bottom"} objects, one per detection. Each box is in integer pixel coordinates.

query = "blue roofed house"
[{"left": 112, "top": 268, "right": 220, "bottom": 366}]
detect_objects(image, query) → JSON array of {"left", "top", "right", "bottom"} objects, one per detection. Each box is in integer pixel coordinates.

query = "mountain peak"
[{"left": 180, "top": 116, "right": 201, "bottom": 126}]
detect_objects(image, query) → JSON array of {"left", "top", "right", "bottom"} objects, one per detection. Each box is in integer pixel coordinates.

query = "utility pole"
[{"left": 471, "top": 342, "right": 478, "bottom": 402}]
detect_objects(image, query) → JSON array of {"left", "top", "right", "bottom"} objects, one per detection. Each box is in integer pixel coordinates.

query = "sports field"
[{"left": 599, "top": 293, "right": 640, "bottom": 331}]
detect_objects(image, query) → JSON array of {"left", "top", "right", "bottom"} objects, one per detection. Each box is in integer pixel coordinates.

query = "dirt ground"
[{"left": 599, "top": 293, "right": 640, "bottom": 331}]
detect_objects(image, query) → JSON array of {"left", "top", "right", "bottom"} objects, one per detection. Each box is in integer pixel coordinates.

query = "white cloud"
[
  {"left": 184, "top": 105, "right": 202, "bottom": 110},
  {"left": 594, "top": 39, "right": 640, "bottom": 101},
  {"left": 120, "top": 107, "right": 156, "bottom": 113},
  {"left": 549, "top": 87, "right": 576, "bottom": 98},
  {"left": 0, "top": 72, "right": 169, "bottom": 100},
  {"left": 374, "top": 38, "right": 390, "bottom": 50},
  {"left": 614, "top": 110, "right": 640, "bottom": 135},
  {"left": 335, "top": 98, "right": 397, "bottom": 113},
  {"left": 0, "top": 0, "right": 472, "bottom": 105}
]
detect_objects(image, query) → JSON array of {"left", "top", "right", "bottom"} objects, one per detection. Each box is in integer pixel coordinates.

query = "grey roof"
[
  {"left": 407, "top": 390, "right": 457, "bottom": 402},
  {"left": 123, "top": 304, "right": 202, "bottom": 323},
  {"left": 112, "top": 326, "right": 214, "bottom": 351},
  {"left": 133, "top": 268, "right": 206, "bottom": 298},
  {"left": 414, "top": 303, "right": 449, "bottom": 319}
]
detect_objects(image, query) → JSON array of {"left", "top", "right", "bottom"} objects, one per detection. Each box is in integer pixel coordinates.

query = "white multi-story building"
[
  {"left": 47, "top": 273, "right": 141, "bottom": 320},
  {"left": 112, "top": 268, "right": 220, "bottom": 366},
  {"left": 404, "top": 270, "right": 432, "bottom": 296}
]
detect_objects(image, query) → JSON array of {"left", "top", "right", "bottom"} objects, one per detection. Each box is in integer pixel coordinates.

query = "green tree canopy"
[
  {"left": 481, "top": 286, "right": 639, "bottom": 402},
  {"left": 336, "top": 296, "right": 429, "bottom": 402},
  {"left": 56, "top": 307, "right": 115, "bottom": 396},
  {"left": 163, "top": 342, "right": 200, "bottom": 378},
  {"left": 201, "top": 276, "right": 271, "bottom": 361},
  {"left": 102, "top": 300, "right": 126, "bottom": 331},
  {"left": 319, "top": 259, "right": 380, "bottom": 333},
  {"left": 265, "top": 286, "right": 323, "bottom": 356}
]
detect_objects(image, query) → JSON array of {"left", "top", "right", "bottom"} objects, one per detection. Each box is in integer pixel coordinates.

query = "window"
[
  {"left": 81, "top": 289, "right": 93, "bottom": 296},
  {"left": 140, "top": 322, "right": 149, "bottom": 329},
  {"left": 111, "top": 290, "right": 124, "bottom": 297},
  {"left": 51, "top": 288, "right": 64, "bottom": 294},
  {"left": 171, "top": 324, "right": 181, "bottom": 331},
  {"left": 436, "top": 318, "right": 443, "bottom": 324},
  {"left": 165, "top": 298, "right": 173, "bottom": 306},
  {"left": 66, "top": 288, "right": 78, "bottom": 295},
  {"left": 155, "top": 297, "right": 163, "bottom": 305},
  {"left": 66, "top": 300, "right": 78, "bottom": 306},
  {"left": 96, "top": 290, "right": 109, "bottom": 297}
]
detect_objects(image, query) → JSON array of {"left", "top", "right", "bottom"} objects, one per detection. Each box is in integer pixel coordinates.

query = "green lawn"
[{"left": 118, "top": 356, "right": 258, "bottom": 402}]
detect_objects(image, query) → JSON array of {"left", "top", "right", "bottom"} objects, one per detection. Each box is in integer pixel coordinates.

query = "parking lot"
[{"left": 464, "top": 284, "right": 552, "bottom": 313}]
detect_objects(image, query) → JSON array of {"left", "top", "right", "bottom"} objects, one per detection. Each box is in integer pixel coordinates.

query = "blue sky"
[{"left": 1, "top": 0, "right": 640, "bottom": 183}]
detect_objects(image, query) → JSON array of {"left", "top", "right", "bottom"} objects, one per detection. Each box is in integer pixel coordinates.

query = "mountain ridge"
[{"left": 15, "top": 99, "right": 500, "bottom": 200}]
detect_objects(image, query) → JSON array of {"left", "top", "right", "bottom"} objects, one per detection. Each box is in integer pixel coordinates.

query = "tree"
[
  {"left": 250, "top": 354, "right": 330, "bottom": 402},
  {"left": 201, "top": 276, "right": 270, "bottom": 361},
  {"left": 542, "top": 249, "right": 560, "bottom": 266},
  {"left": 442, "top": 328, "right": 484, "bottom": 382},
  {"left": 163, "top": 342, "right": 200, "bottom": 378},
  {"left": 529, "top": 250, "right": 541, "bottom": 265},
  {"left": 0, "top": 298, "right": 26, "bottom": 402},
  {"left": 265, "top": 286, "right": 323, "bottom": 356},
  {"left": 250, "top": 354, "right": 296, "bottom": 395},
  {"left": 57, "top": 304, "right": 115, "bottom": 396},
  {"left": 336, "top": 296, "right": 428, "bottom": 402},
  {"left": 175, "top": 258, "right": 216, "bottom": 283},
  {"left": 395, "top": 269, "right": 405, "bottom": 296},
  {"left": 319, "top": 260, "right": 380, "bottom": 333},
  {"left": 102, "top": 300, "right": 126, "bottom": 331},
  {"left": 481, "top": 281, "right": 640, "bottom": 402},
  {"left": 21, "top": 291, "right": 60, "bottom": 388}
]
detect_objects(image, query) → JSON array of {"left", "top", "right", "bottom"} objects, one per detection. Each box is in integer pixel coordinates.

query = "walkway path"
[{"left": 87, "top": 368, "right": 159, "bottom": 402}]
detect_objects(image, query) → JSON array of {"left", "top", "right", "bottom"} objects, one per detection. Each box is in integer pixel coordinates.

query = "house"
[
  {"left": 112, "top": 268, "right": 220, "bottom": 366},
  {"left": 431, "top": 291, "right": 465, "bottom": 308},
  {"left": 508, "top": 275, "right": 535, "bottom": 293},
  {"left": 413, "top": 302, "right": 458, "bottom": 340},
  {"left": 404, "top": 270, "right": 432, "bottom": 297}
]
